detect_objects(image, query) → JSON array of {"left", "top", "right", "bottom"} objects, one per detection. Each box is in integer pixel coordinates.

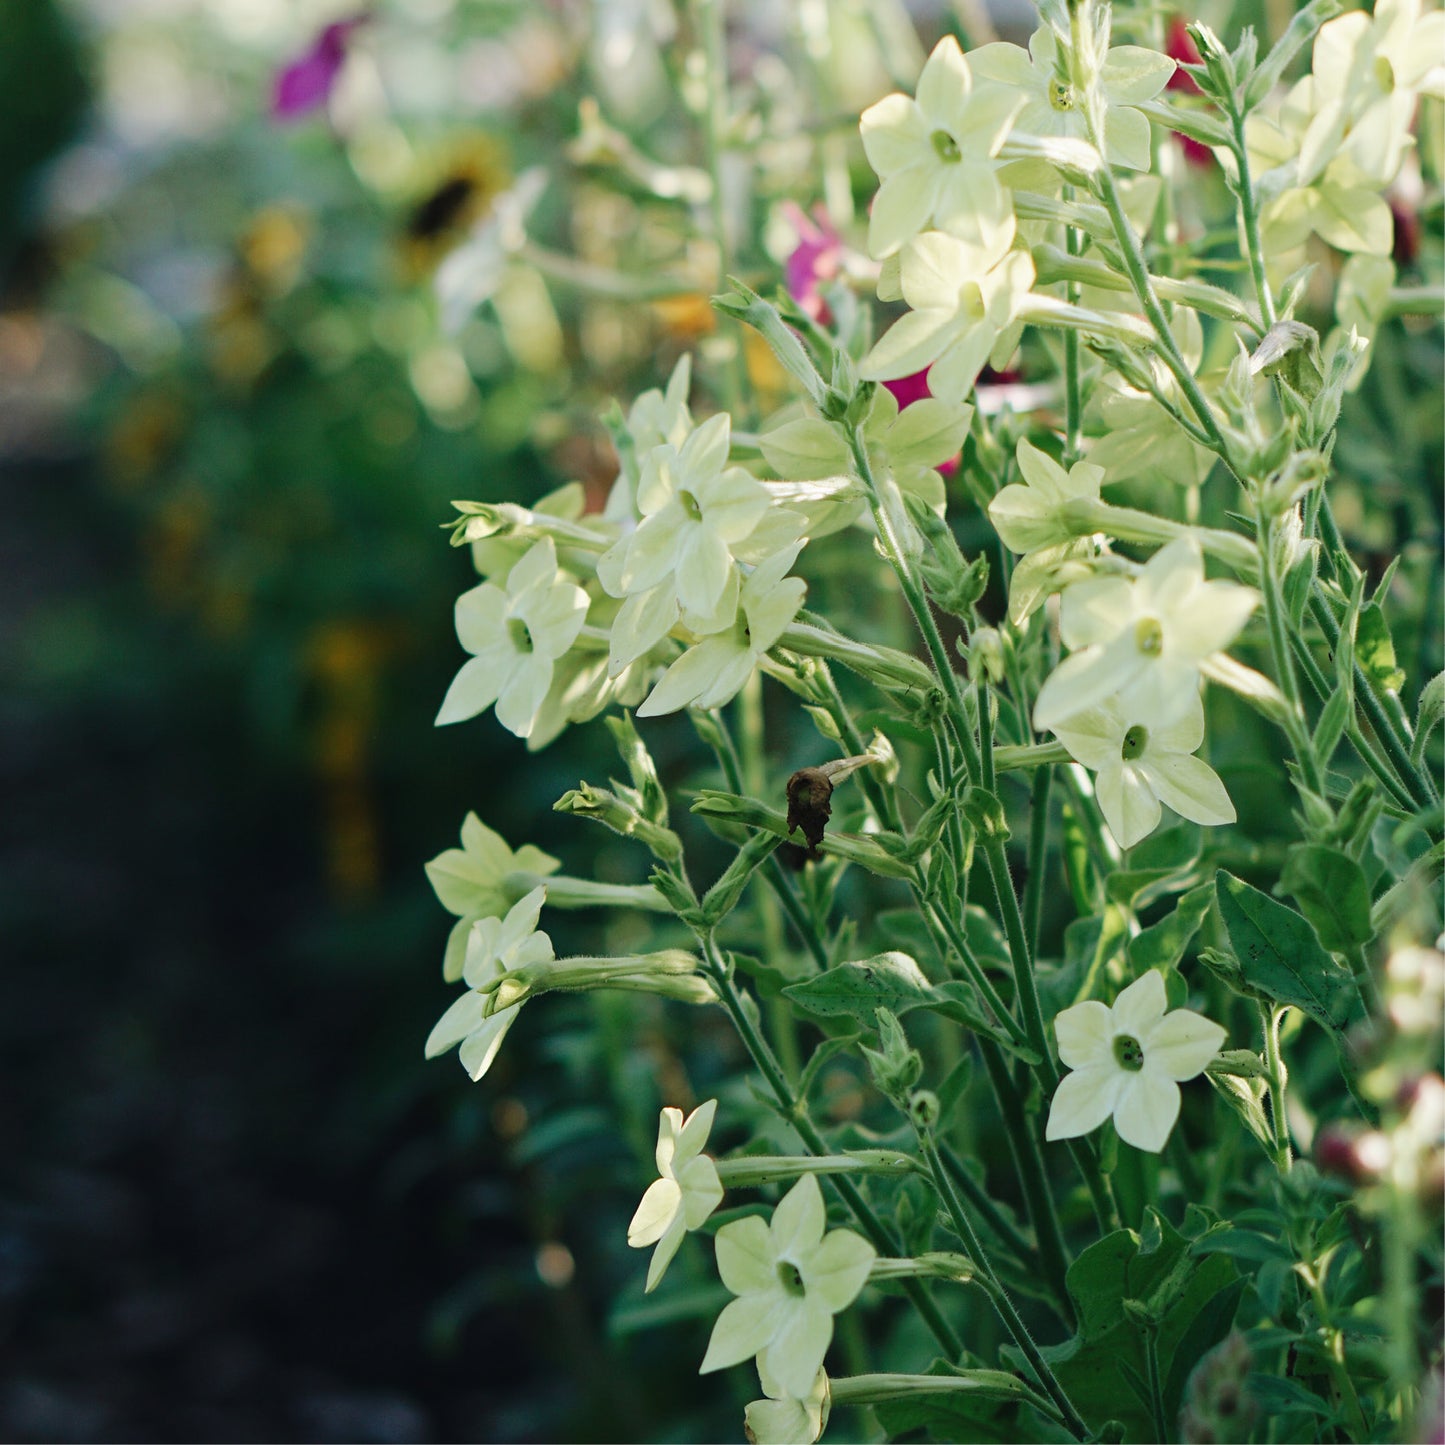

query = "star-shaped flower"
[
  {"left": 597, "top": 413, "right": 771, "bottom": 621},
  {"left": 988, "top": 437, "right": 1104, "bottom": 554},
  {"left": 635, "top": 544, "right": 807, "bottom": 717},
  {"left": 860, "top": 220, "right": 1035, "bottom": 404},
  {"left": 969, "top": 25, "right": 1176, "bottom": 172},
  {"left": 424, "top": 887, "right": 552, "bottom": 1081},
  {"left": 628, "top": 1100, "right": 724, "bottom": 1292},
  {"left": 700, "top": 1174, "right": 875, "bottom": 1398},
  {"left": 1299, "top": 0, "right": 1445, "bottom": 188},
  {"left": 1032, "top": 536, "right": 1258, "bottom": 732},
  {"left": 1046, "top": 970, "right": 1225, "bottom": 1152},
  {"left": 424, "top": 814, "right": 560, "bottom": 981},
  {"left": 1049, "top": 694, "right": 1235, "bottom": 849},
  {"left": 436, "top": 536, "right": 590, "bottom": 738},
  {"left": 860, "top": 35, "right": 1023, "bottom": 259}
]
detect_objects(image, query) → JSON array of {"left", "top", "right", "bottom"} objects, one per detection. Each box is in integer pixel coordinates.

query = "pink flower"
[
  {"left": 271, "top": 15, "right": 367, "bottom": 122},
  {"left": 1165, "top": 18, "right": 1213, "bottom": 170},
  {"left": 782, "top": 203, "right": 843, "bottom": 324}
]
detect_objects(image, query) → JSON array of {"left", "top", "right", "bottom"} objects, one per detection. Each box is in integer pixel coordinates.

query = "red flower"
[{"left": 271, "top": 15, "right": 368, "bottom": 122}]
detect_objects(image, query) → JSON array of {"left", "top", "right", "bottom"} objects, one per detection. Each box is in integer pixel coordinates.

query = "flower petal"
[
  {"left": 495, "top": 654, "right": 554, "bottom": 738},
  {"left": 454, "top": 582, "right": 509, "bottom": 656},
  {"left": 761, "top": 1301, "right": 834, "bottom": 1400},
  {"left": 436, "top": 654, "right": 506, "bottom": 726},
  {"left": 1112, "top": 1071, "right": 1181, "bottom": 1152},
  {"left": 457, "top": 1004, "right": 521, "bottom": 1081},
  {"left": 644, "top": 1217, "right": 687, "bottom": 1293},
  {"left": 868, "top": 167, "right": 940, "bottom": 260},
  {"left": 629, "top": 1176, "right": 683, "bottom": 1248},
  {"left": 804, "top": 1228, "right": 876, "bottom": 1312},
  {"left": 1045, "top": 1064, "right": 1125, "bottom": 1141},
  {"left": 716, "top": 1215, "right": 777, "bottom": 1296},
  {"left": 700, "top": 1292, "right": 781, "bottom": 1375},
  {"left": 1141, "top": 754, "right": 1236, "bottom": 830},
  {"left": 675, "top": 526, "right": 733, "bottom": 618},
  {"left": 425, "top": 990, "right": 488, "bottom": 1058},
  {"left": 1054, "top": 999, "right": 1115, "bottom": 1070},
  {"left": 1142, "top": 1009, "right": 1226, "bottom": 1081},
  {"left": 860, "top": 93, "right": 929, "bottom": 177},
  {"left": 1111, "top": 970, "right": 1168, "bottom": 1036},
  {"left": 678, "top": 1156, "right": 724, "bottom": 1229},
  {"left": 1096, "top": 761, "right": 1163, "bottom": 849},
  {"left": 676, "top": 1098, "right": 718, "bottom": 1160},
  {"left": 771, "top": 1175, "right": 827, "bottom": 1259}
]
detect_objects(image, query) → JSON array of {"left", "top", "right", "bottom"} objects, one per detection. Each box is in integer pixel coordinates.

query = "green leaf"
[
  {"left": 1025, "top": 1211, "right": 1241, "bottom": 1443},
  {"left": 1355, "top": 602, "right": 1406, "bottom": 694},
  {"left": 886, "top": 397, "right": 973, "bottom": 470},
  {"left": 1128, "top": 882, "right": 1215, "bottom": 974},
  {"left": 1276, "top": 843, "right": 1374, "bottom": 952},
  {"left": 758, "top": 416, "right": 849, "bottom": 479},
  {"left": 782, "top": 952, "right": 935, "bottom": 1024},
  {"left": 1107, "top": 824, "right": 1203, "bottom": 907},
  {"left": 1214, "top": 871, "right": 1364, "bottom": 1032},
  {"left": 1313, "top": 684, "right": 1351, "bottom": 763},
  {"left": 1412, "top": 671, "right": 1444, "bottom": 768}
]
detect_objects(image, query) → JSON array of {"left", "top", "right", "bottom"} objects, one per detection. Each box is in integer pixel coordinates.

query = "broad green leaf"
[
  {"left": 1276, "top": 843, "right": 1374, "bottom": 952},
  {"left": 1024, "top": 1210, "right": 1241, "bottom": 1443},
  {"left": 782, "top": 952, "right": 935, "bottom": 1023},
  {"left": 1213, "top": 871, "right": 1363, "bottom": 1032},
  {"left": 758, "top": 416, "right": 849, "bottom": 479},
  {"left": 1128, "top": 882, "right": 1215, "bottom": 974},
  {"left": 1107, "top": 823, "right": 1204, "bottom": 907}
]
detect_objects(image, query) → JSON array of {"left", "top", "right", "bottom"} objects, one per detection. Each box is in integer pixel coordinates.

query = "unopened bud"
[{"left": 1180, "top": 1331, "right": 1257, "bottom": 1444}]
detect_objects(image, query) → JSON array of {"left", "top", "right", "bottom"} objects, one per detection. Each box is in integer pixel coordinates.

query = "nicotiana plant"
[{"left": 408, "top": 0, "right": 1444, "bottom": 1440}]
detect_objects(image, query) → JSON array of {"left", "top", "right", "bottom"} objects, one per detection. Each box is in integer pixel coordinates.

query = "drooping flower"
[
  {"left": 424, "top": 814, "right": 560, "bottom": 981},
  {"left": 424, "top": 887, "right": 553, "bottom": 1081},
  {"left": 969, "top": 25, "right": 1176, "bottom": 172},
  {"left": 744, "top": 1362, "right": 830, "bottom": 1445},
  {"left": 988, "top": 438, "right": 1103, "bottom": 554},
  {"left": 1049, "top": 694, "right": 1235, "bottom": 849},
  {"left": 436, "top": 536, "right": 590, "bottom": 738},
  {"left": 700, "top": 1173, "right": 875, "bottom": 1398},
  {"left": 271, "top": 15, "right": 367, "bottom": 121},
  {"left": 859, "top": 35, "right": 1023, "bottom": 259},
  {"left": 1032, "top": 536, "right": 1258, "bottom": 732},
  {"left": 635, "top": 544, "right": 807, "bottom": 717},
  {"left": 1046, "top": 970, "right": 1225, "bottom": 1152},
  {"left": 628, "top": 1100, "right": 724, "bottom": 1292},
  {"left": 860, "top": 220, "right": 1035, "bottom": 404}
]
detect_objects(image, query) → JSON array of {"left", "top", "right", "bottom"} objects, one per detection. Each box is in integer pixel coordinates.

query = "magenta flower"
[
  {"left": 782, "top": 203, "right": 843, "bottom": 324},
  {"left": 271, "top": 15, "right": 367, "bottom": 122}
]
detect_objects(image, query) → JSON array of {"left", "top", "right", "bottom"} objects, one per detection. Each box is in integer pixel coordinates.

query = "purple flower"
[{"left": 271, "top": 15, "right": 367, "bottom": 122}]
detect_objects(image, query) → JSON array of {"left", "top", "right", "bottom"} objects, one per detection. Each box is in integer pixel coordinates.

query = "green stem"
[
  {"left": 1256, "top": 509, "right": 1326, "bottom": 796},
  {"left": 1259, "top": 1003, "right": 1292, "bottom": 1173},
  {"left": 983, "top": 834, "right": 1053, "bottom": 1086},
  {"left": 846, "top": 424, "right": 980, "bottom": 781},
  {"left": 1224, "top": 108, "right": 1278, "bottom": 328},
  {"left": 1143, "top": 1323, "right": 1170, "bottom": 1444},
  {"left": 1023, "top": 765, "right": 1053, "bottom": 957},
  {"left": 937, "top": 1142, "right": 1037, "bottom": 1266},
  {"left": 1290, "top": 631, "right": 1415, "bottom": 810},
  {"left": 701, "top": 941, "right": 965, "bottom": 1359},
  {"left": 975, "top": 1039, "right": 1075, "bottom": 1325},
  {"left": 918, "top": 1134, "right": 1088, "bottom": 1440}
]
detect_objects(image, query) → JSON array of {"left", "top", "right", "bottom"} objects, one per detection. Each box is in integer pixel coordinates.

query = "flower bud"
[{"left": 862, "top": 1009, "right": 924, "bottom": 1104}]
